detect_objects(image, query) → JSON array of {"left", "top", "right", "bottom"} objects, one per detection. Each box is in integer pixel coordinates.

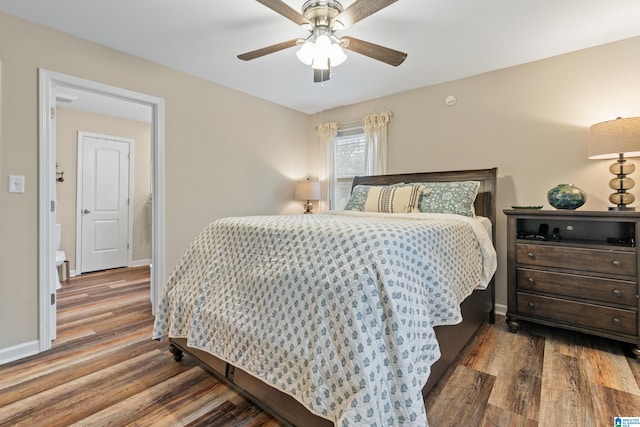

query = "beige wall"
[
  {"left": 2, "top": 7, "right": 639, "bottom": 357},
  {"left": 0, "top": 12, "right": 312, "bottom": 351},
  {"left": 56, "top": 107, "right": 153, "bottom": 273},
  {"left": 314, "top": 35, "right": 640, "bottom": 310}
]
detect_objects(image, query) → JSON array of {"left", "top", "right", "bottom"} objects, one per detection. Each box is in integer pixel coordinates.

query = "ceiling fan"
[{"left": 238, "top": 0, "right": 408, "bottom": 82}]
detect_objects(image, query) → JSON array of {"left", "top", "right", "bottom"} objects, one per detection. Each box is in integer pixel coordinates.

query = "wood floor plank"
[
  {"left": 537, "top": 348, "right": 596, "bottom": 426},
  {"left": 69, "top": 367, "right": 222, "bottom": 426},
  {"left": 0, "top": 329, "right": 155, "bottom": 390},
  {"left": 479, "top": 404, "right": 538, "bottom": 427},
  {"left": 485, "top": 329, "right": 544, "bottom": 420},
  {"left": 629, "top": 353, "right": 640, "bottom": 390},
  {"left": 0, "top": 339, "right": 163, "bottom": 408},
  {"left": 578, "top": 336, "right": 640, "bottom": 396},
  {"left": 0, "top": 349, "right": 185, "bottom": 425},
  {"left": 425, "top": 364, "right": 495, "bottom": 425},
  {"left": 459, "top": 310, "right": 546, "bottom": 424},
  {"left": 590, "top": 383, "right": 640, "bottom": 426}
]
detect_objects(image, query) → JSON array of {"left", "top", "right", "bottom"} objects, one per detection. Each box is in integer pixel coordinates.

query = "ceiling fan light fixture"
[
  {"left": 329, "top": 43, "right": 347, "bottom": 66},
  {"left": 296, "top": 41, "right": 315, "bottom": 65},
  {"left": 297, "top": 33, "right": 347, "bottom": 70},
  {"left": 312, "top": 34, "right": 331, "bottom": 69}
]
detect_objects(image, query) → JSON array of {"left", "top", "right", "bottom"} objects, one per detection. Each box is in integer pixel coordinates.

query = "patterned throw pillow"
[
  {"left": 343, "top": 185, "right": 370, "bottom": 210},
  {"left": 415, "top": 181, "right": 480, "bottom": 217},
  {"left": 363, "top": 184, "right": 427, "bottom": 213}
]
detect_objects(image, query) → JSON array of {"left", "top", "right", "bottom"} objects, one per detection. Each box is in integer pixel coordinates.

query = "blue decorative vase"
[{"left": 547, "top": 184, "right": 586, "bottom": 210}]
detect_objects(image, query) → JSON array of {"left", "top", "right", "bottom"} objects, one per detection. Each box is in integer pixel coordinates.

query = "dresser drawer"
[
  {"left": 517, "top": 292, "right": 637, "bottom": 336},
  {"left": 516, "top": 243, "right": 636, "bottom": 276},
  {"left": 517, "top": 268, "right": 637, "bottom": 306}
]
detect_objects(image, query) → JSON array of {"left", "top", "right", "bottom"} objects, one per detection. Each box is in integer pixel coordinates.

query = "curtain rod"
[
  {"left": 338, "top": 119, "right": 362, "bottom": 128},
  {"left": 314, "top": 120, "right": 360, "bottom": 131},
  {"left": 314, "top": 112, "right": 393, "bottom": 130}
]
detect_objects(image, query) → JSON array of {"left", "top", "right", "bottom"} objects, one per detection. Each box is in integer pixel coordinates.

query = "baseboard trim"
[
  {"left": 0, "top": 340, "right": 40, "bottom": 366},
  {"left": 132, "top": 259, "right": 152, "bottom": 267},
  {"left": 68, "top": 260, "right": 150, "bottom": 278},
  {"left": 495, "top": 303, "right": 507, "bottom": 317}
]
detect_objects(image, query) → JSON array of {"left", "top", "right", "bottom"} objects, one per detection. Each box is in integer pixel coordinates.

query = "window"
[{"left": 333, "top": 127, "right": 365, "bottom": 210}]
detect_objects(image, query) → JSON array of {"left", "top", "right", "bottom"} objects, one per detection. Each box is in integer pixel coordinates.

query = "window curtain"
[
  {"left": 317, "top": 122, "right": 338, "bottom": 212},
  {"left": 363, "top": 111, "right": 392, "bottom": 175}
]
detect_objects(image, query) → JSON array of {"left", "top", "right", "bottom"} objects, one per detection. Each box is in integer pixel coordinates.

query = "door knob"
[{"left": 83, "top": 209, "right": 91, "bottom": 214}]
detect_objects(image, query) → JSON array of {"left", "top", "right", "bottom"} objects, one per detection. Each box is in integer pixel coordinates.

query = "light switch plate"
[{"left": 8, "top": 175, "right": 25, "bottom": 193}]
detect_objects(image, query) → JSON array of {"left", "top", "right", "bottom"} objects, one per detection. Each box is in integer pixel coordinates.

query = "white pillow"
[{"left": 363, "top": 184, "right": 427, "bottom": 213}]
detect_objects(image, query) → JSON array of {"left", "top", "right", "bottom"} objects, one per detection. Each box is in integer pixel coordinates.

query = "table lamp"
[
  {"left": 589, "top": 117, "right": 640, "bottom": 210},
  {"left": 295, "top": 179, "right": 321, "bottom": 214}
]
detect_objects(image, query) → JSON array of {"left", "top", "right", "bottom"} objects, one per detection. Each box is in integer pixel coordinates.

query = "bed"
[{"left": 153, "top": 167, "right": 497, "bottom": 426}]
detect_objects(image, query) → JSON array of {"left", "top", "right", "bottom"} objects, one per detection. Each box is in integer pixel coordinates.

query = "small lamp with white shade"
[
  {"left": 295, "top": 179, "right": 321, "bottom": 214},
  {"left": 589, "top": 117, "right": 640, "bottom": 211}
]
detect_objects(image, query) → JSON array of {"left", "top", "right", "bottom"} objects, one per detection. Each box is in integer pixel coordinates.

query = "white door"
[{"left": 78, "top": 132, "right": 133, "bottom": 273}]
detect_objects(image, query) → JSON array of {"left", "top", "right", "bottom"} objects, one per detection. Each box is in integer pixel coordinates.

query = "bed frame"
[{"left": 168, "top": 167, "right": 497, "bottom": 426}]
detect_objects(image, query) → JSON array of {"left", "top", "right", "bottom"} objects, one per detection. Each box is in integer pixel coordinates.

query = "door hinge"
[
  {"left": 51, "top": 293, "right": 56, "bottom": 305},
  {"left": 51, "top": 200, "right": 55, "bottom": 212},
  {"left": 50, "top": 107, "right": 55, "bottom": 119}
]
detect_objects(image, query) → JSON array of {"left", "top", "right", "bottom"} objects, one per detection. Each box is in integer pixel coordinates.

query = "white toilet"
[{"left": 55, "top": 224, "right": 66, "bottom": 289}]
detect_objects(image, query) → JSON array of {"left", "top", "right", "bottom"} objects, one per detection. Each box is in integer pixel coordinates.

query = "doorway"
[{"left": 38, "top": 69, "right": 166, "bottom": 353}]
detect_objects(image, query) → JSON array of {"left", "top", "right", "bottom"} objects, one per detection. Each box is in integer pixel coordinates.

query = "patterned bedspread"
[{"left": 153, "top": 211, "right": 496, "bottom": 426}]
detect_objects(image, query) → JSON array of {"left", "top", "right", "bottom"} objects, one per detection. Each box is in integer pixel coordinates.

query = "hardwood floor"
[
  {"left": 426, "top": 318, "right": 640, "bottom": 426},
  {"left": 1, "top": 266, "right": 639, "bottom": 426},
  {"left": 0, "top": 266, "right": 279, "bottom": 427}
]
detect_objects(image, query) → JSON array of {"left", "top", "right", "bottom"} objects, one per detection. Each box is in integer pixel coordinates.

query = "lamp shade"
[
  {"left": 589, "top": 117, "right": 640, "bottom": 159},
  {"left": 294, "top": 180, "right": 321, "bottom": 201}
]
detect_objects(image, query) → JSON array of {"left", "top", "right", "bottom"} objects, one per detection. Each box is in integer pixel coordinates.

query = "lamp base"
[
  {"left": 303, "top": 200, "right": 314, "bottom": 214},
  {"left": 609, "top": 206, "right": 636, "bottom": 211}
]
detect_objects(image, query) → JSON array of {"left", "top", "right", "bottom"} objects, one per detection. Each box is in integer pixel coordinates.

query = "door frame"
[
  {"left": 38, "top": 69, "right": 166, "bottom": 352},
  {"left": 76, "top": 132, "right": 134, "bottom": 274}
]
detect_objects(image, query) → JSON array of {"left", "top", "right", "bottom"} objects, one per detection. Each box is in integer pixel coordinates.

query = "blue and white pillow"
[
  {"left": 414, "top": 181, "right": 480, "bottom": 217},
  {"left": 343, "top": 185, "right": 370, "bottom": 210}
]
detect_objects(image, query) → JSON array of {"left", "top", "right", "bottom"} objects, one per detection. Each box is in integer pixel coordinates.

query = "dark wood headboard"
[{"left": 351, "top": 168, "right": 497, "bottom": 244}]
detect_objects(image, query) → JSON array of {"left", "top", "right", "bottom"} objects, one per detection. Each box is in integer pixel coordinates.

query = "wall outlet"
[{"left": 8, "top": 175, "right": 25, "bottom": 193}]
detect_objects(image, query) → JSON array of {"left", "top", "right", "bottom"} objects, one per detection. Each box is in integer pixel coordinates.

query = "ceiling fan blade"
[
  {"left": 238, "top": 39, "right": 302, "bottom": 61},
  {"left": 341, "top": 36, "right": 407, "bottom": 66},
  {"left": 332, "top": 0, "right": 399, "bottom": 29},
  {"left": 314, "top": 67, "right": 331, "bottom": 83},
  {"left": 256, "top": 0, "right": 311, "bottom": 26}
]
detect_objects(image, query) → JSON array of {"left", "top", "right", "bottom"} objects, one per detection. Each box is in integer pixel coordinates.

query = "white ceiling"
[{"left": 2, "top": 0, "right": 640, "bottom": 114}]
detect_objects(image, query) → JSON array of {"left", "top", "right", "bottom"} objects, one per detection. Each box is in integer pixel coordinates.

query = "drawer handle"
[
  {"left": 527, "top": 302, "right": 535, "bottom": 308},
  {"left": 612, "top": 317, "right": 621, "bottom": 325},
  {"left": 612, "top": 260, "right": 621, "bottom": 267},
  {"left": 612, "top": 289, "right": 622, "bottom": 297},
  {"left": 527, "top": 277, "right": 535, "bottom": 284},
  {"left": 527, "top": 252, "right": 535, "bottom": 258}
]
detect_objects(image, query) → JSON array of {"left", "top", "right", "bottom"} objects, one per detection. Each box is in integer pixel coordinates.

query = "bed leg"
[{"left": 169, "top": 343, "right": 184, "bottom": 361}]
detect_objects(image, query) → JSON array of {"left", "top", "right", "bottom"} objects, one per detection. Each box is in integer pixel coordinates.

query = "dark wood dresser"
[{"left": 504, "top": 209, "right": 640, "bottom": 360}]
